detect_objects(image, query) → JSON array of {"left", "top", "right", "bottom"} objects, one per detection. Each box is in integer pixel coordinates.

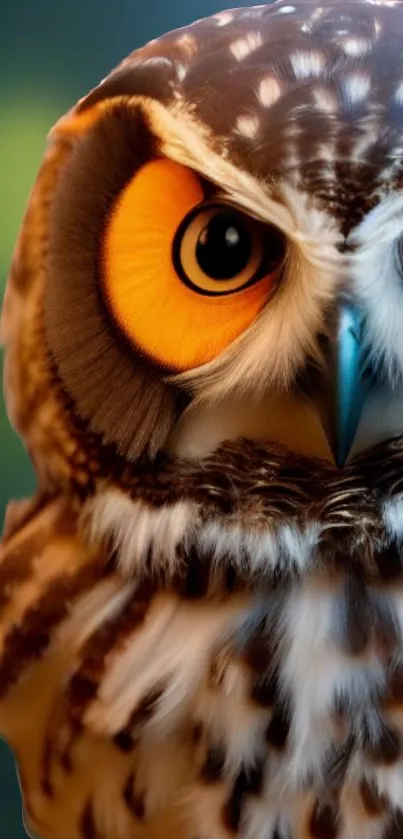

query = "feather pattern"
[
  {"left": 4, "top": 2, "right": 403, "bottom": 838},
  {"left": 86, "top": 437, "right": 403, "bottom": 585},
  {"left": 1, "top": 455, "right": 403, "bottom": 839}
]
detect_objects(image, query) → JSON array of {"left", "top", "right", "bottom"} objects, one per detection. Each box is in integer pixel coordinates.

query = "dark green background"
[{"left": 1, "top": 0, "right": 261, "bottom": 834}]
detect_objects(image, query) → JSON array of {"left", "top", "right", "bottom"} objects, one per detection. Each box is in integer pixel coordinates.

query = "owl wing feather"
[{"left": 0, "top": 496, "right": 259, "bottom": 839}]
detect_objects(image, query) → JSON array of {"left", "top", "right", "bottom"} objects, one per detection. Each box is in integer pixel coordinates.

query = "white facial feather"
[{"left": 350, "top": 192, "right": 403, "bottom": 385}]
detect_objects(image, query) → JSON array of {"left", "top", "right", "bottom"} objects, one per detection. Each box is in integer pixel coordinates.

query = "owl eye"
[
  {"left": 101, "top": 158, "right": 287, "bottom": 371},
  {"left": 173, "top": 204, "right": 285, "bottom": 296}
]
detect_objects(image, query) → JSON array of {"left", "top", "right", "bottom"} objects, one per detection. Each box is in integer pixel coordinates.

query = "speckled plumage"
[{"left": 4, "top": 2, "right": 403, "bottom": 838}]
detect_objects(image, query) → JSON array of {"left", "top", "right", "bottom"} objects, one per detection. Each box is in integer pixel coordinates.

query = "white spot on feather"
[
  {"left": 236, "top": 114, "right": 260, "bottom": 139},
  {"left": 310, "top": 6, "right": 324, "bottom": 21},
  {"left": 259, "top": 76, "right": 281, "bottom": 107},
  {"left": 176, "top": 33, "right": 198, "bottom": 59},
  {"left": 341, "top": 37, "right": 372, "bottom": 57},
  {"left": 301, "top": 6, "right": 324, "bottom": 33},
  {"left": 374, "top": 18, "right": 382, "bottom": 37},
  {"left": 290, "top": 51, "right": 325, "bottom": 80},
  {"left": 343, "top": 73, "right": 371, "bottom": 105},
  {"left": 313, "top": 87, "right": 338, "bottom": 112},
  {"left": 176, "top": 62, "right": 187, "bottom": 81},
  {"left": 230, "top": 32, "right": 263, "bottom": 61},
  {"left": 214, "top": 11, "right": 233, "bottom": 26},
  {"left": 395, "top": 81, "right": 403, "bottom": 105}
]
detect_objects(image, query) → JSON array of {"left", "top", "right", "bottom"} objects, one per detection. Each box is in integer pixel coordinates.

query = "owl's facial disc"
[
  {"left": 45, "top": 120, "right": 294, "bottom": 463},
  {"left": 44, "top": 106, "right": 393, "bottom": 469}
]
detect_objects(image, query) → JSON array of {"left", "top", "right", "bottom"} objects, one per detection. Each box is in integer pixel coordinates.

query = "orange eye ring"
[
  {"left": 102, "top": 159, "right": 287, "bottom": 371},
  {"left": 172, "top": 201, "right": 281, "bottom": 297}
]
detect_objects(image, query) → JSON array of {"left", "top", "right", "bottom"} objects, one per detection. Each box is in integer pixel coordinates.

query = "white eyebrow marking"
[
  {"left": 230, "top": 32, "right": 263, "bottom": 61},
  {"left": 258, "top": 76, "right": 282, "bottom": 107},
  {"left": 276, "top": 5, "right": 296, "bottom": 12},
  {"left": 343, "top": 73, "right": 371, "bottom": 104},
  {"left": 235, "top": 114, "right": 260, "bottom": 139},
  {"left": 290, "top": 51, "right": 325, "bottom": 80}
]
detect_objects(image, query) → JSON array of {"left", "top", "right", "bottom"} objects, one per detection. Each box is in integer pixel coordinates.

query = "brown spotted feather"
[{"left": 4, "top": 2, "right": 403, "bottom": 839}]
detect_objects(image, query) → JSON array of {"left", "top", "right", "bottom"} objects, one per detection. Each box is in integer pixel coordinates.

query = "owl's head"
[{"left": 5, "top": 0, "right": 403, "bottom": 495}]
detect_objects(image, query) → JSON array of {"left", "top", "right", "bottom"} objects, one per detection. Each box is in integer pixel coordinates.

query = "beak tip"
[
  {"left": 330, "top": 438, "right": 346, "bottom": 469},
  {"left": 335, "top": 451, "right": 347, "bottom": 470}
]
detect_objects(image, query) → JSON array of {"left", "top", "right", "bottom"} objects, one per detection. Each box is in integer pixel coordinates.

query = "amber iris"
[{"left": 102, "top": 159, "right": 284, "bottom": 371}]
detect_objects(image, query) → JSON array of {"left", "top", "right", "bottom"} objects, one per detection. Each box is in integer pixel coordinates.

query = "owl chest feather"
[
  {"left": 2, "top": 437, "right": 403, "bottom": 839},
  {"left": 6, "top": 538, "right": 403, "bottom": 839}
]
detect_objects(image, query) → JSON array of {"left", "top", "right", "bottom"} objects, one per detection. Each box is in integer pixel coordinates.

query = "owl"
[{"left": 4, "top": 1, "right": 403, "bottom": 838}]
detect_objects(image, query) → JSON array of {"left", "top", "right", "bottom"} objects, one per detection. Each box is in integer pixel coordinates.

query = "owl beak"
[{"left": 309, "top": 304, "right": 375, "bottom": 468}]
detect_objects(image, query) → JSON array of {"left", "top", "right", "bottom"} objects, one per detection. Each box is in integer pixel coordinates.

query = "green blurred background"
[{"left": 1, "top": 0, "right": 261, "bottom": 834}]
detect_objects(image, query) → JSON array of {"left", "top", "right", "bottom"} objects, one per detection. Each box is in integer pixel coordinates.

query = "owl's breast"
[
  {"left": 1, "top": 470, "right": 403, "bottom": 839},
  {"left": 11, "top": 561, "right": 403, "bottom": 839}
]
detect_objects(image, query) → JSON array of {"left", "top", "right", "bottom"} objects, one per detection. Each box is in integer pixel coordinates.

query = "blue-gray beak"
[{"left": 307, "top": 304, "right": 375, "bottom": 468}]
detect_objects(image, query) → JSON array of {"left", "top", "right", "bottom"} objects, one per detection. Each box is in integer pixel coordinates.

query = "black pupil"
[{"left": 196, "top": 212, "right": 252, "bottom": 280}]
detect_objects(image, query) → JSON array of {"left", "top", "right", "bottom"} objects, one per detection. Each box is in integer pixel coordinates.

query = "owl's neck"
[
  {"left": 165, "top": 392, "right": 332, "bottom": 460},
  {"left": 165, "top": 387, "right": 403, "bottom": 463}
]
